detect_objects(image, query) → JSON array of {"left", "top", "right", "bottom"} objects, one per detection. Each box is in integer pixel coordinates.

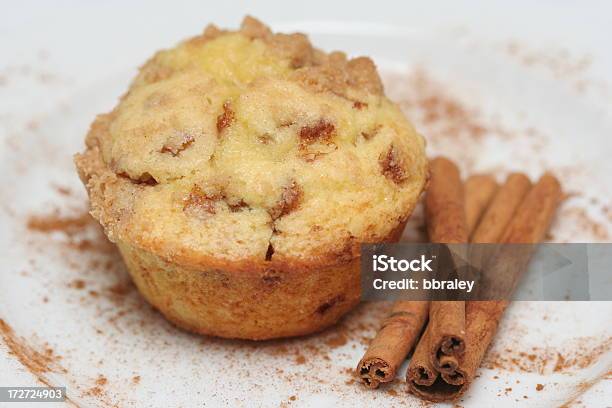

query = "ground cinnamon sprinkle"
[
  {"left": 0, "top": 317, "right": 69, "bottom": 395},
  {"left": 26, "top": 204, "right": 116, "bottom": 255},
  {"left": 553, "top": 353, "right": 566, "bottom": 372},
  {"left": 84, "top": 375, "right": 112, "bottom": 401},
  {"left": 69, "top": 279, "right": 86, "bottom": 289},
  {"left": 504, "top": 41, "right": 593, "bottom": 87},
  {"left": 52, "top": 184, "right": 72, "bottom": 196},
  {"left": 483, "top": 336, "right": 612, "bottom": 374},
  {"left": 560, "top": 206, "right": 610, "bottom": 241},
  {"left": 324, "top": 332, "right": 348, "bottom": 348},
  {"left": 384, "top": 69, "right": 554, "bottom": 174},
  {"left": 0, "top": 319, "right": 57, "bottom": 374},
  {"left": 27, "top": 211, "right": 91, "bottom": 234},
  {"left": 387, "top": 389, "right": 398, "bottom": 397},
  {"left": 386, "top": 69, "right": 489, "bottom": 152},
  {"left": 86, "top": 386, "right": 103, "bottom": 397}
]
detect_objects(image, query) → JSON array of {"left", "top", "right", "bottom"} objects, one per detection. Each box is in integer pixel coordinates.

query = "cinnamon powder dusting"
[
  {"left": 385, "top": 68, "right": 522, "bottom": 172},
  {"left": 27, "top": 212, "right": 91, "bottom": 234},
  {"left": 0, "top": 318, "right": 59, "bottom": 376},
  {"left": 483, "top": 336, "right": 612, "bottom": 374},
  {"left": 86, "top": 375, "right": 108, "bottom": 398},
  {"left": 26, "top": 208, "right": 115, "bottom": 254}
]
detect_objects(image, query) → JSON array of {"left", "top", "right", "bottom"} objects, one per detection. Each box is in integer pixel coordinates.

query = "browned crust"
[{"left": 117, "top": 218, "right": 408, "bottom": 340}]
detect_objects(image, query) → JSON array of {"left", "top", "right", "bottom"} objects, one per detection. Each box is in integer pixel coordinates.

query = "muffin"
[{"left": 74, "top": 17, "right": 428, "bottom": 340}]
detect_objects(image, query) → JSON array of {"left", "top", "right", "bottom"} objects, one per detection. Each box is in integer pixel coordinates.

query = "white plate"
[{"left": 1, "top": 2, "right": 611, "bottom": 407}]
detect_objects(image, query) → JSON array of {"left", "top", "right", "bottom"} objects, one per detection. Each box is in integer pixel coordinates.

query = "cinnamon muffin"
[{"left": 74, "top": 17, "right": 428, "bottom": 340}]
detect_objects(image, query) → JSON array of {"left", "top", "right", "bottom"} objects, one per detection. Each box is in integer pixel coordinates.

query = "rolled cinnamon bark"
[
  {"left": 411, "top": 173, "right": 562, "bottom": 402},
  {"left": 501, "top": 173, "right": 561, "bottom": 244},
  {"left": 406, "top": 325, "right": 438, "bottom": 389},
  {"left": 469, "top": 172, "right": 531, "bottom": 281},
  {"left": 425, "top": 157, "right": 469, "bottom": 244},
  {"left": 480, "top": 173, "right": 562, "bottom": 299},
  {"left": 424, "top": 158, "right": 468, "bottom": 375},
  {"left": 464, "top": 175, "right": 498, "bottom": 235},
  {"left": 429, "top": 301, "right": 465, "bottom": 373},
  {"left": 471, "top": 173, "right": 531, "bottom": 243},
  {"left": 357, "top": 301, "right": 429, "bottom": 388},
  {"left": 407, "top": 322, "right": 467, "bottom": 402}
]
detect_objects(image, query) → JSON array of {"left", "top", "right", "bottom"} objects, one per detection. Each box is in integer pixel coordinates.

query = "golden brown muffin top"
[{"left": 75, "top": 17, "right": 428, "bottom": 270}]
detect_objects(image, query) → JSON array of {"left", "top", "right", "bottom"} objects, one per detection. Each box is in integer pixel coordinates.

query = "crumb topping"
[
  {"left": 183, "top": 185, "right": 221, "bottom": 217},
  {"left": 75, "top": 16, "right": 428, "bottom": 263},
  {"left": 160, "top": 131, "right": 195, "bottom": 156},
  {"left": 117, "top": 172, "right": 158, "bottom": 186}
]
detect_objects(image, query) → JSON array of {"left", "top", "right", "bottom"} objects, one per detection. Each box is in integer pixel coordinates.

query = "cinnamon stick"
[
  {"left": 479, "top": 173, "right": 562, "bottom": 299},
  {"left": 425, "top": 157, "right": 469, "bottom": 244},
  {"left": 405, "top": 325, "right": 438, "bottom": 393},
  {"left": 501, "top": 173, "right": 561, "bottom": 244},
  {"left": 469, "top": 172, "right": 531, "bottom": 277},
  {"left": 429, "top": 301, "right": 465, "bottom": 373},
  {"left": 433, "top": 174, "right": 497, "bottom": 384},
  {"left": 357, "top": 301, "right": 429, "bottom": 388},
  {"left": 464, "top": 175, "right": 498, "bottom": 235},
  {"left": 420, "top": 158, "right": 468, "bottom": 382},
  {"left": 470, "top": 173, "right": 531, "bottom": 243},
  {"left": 411, "top": 173, "right": 562, "bottom": 402}
]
